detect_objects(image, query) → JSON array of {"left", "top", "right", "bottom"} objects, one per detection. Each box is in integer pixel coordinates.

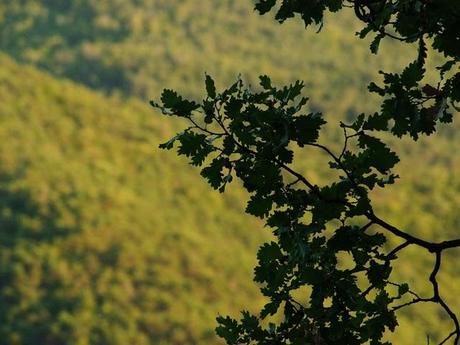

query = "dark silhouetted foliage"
[{"left": 153, "top": 1, "right": 460, "bottom": 344}]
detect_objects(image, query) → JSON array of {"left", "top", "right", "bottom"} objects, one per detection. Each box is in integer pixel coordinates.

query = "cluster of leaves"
[
  {"left": 255, "top": 0, "right": 460, "bottom": 139},
  {"left": 152, "top": 76, "right": 419, "bottom": 344},
  {"left": 153, "top": 2, "right": 460, "bottom": 343}
]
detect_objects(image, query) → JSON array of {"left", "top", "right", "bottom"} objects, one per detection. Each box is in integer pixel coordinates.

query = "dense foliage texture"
[{"left": 153, "top": 1, "right": 460, "bottom": 344}]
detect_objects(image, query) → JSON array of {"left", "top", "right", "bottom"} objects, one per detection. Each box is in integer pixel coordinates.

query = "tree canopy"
[{"left": 153, "top": 1, "right": 460, "bottom": 344}]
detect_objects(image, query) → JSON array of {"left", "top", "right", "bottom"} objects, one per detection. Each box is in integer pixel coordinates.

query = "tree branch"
[{"left": 369, "top": 213, "right": 460, "bottom": 252}]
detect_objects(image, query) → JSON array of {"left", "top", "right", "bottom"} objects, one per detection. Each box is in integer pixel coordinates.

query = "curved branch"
[
  {"left": 430, "top": 251, "right": 460, "bottom": 345},
  {"left": 370, "top": 213, "right": 460, "bottom": 252}
]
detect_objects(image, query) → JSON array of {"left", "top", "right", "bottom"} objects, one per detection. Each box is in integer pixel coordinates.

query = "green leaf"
[
  {"left": 353, "top": 249, "right": 370, "bottom": 266},
  {"left": 254, "top": 0, "right": 276, "bottom": 14},
  {"left": 357, "top": 25, "right": 373, "bottom": 39},
  {"left": 327, "top": 0, "right": 343, "bottom": 12},
  {"left": 258, "top": 242, "right": 283, "bottom": 262},
  {"left": 370, "top": 32, "right": 385, "bottom": 54},
  {"left": 241, "top": 311, "right": 259, "bottom": 330},
  {"left": 222, "top": 135, "right": 235, "bottom": 155},
  {"left": 246, "top": 193, "right": 273, "bottom": 218},
  {"left": 437, "top": 59, "right": 456, "bottom": 78},
  {"left": 216, "top": 316, "right": 240, "bottom": 344},
  {"left": 260, "top": 299, "right": 281, "bottom": 319},
  {"left": 291, "top": 113, "right": 326, "bottom": 146},
  {"left": 400, "top": 61, "right": 424, "bottom": 88},
  {"left": 160, "top": 89, "right": 200, "bottom": 117},
  {"left": 358, "top": 135, "right": 399, "bottom": 173},
  {"left": 158, "top": 131, "right": 184, "bottom": 150},
  {"left": 205, "top": 74, "right": 217, "bottom": 99},
  {"left": 177, "top": 132, "right": 213, "bottom": 166},
  {"left": 201, "top": 158, "right": 226, "bottom": 189},
  {"left": 203, "top": 99, "right": 215, "bottom": 124},
  {"left": 363, "top": 113, "right": 389, "bottom": 131},
  {"left": 225, "top": 97, "right": 243, "bottom": 119},
  {"left": 451, "top": 72, "right": 460, "bottom": 101},
  {"left": 366, "top": 261, "right": 391, "bottom": 288},
  {"left": 398, "top": 283, "right": 409, "bottom": 296},
  {"left": 276, "top": 80, "right": 304, "bottom": 104},
  {"left": 259, "top": 75, "right": 272, "bottom": 90},
  {"left": 368, "top": 82, "right": 385, "bottom": 96},
  {"left": 244, "top": 160, "right": 281, "bottom": 194}
]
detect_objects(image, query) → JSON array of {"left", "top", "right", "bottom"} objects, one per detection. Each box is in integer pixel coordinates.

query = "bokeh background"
[{"left": 0, "top": 1, "right": 459, "bottom": 344}]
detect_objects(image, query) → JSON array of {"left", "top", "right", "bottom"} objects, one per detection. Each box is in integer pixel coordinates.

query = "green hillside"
[
  {"left": 0, "top": 0, "right": 459, "bottom": 344},
  {"left": 0, "top": 54, "right": 268, "bottom": 344},
  {"left": 0, "top": 0, "right": 416, "bottom": 103}
]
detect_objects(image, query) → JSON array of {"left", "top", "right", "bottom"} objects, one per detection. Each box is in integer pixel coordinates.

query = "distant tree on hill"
[{"left": 153, "top": 1, "right": 460, "bottom": 344}]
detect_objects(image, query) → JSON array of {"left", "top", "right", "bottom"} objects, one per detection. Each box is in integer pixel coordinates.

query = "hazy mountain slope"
[
  {"left": 0, "top": 53, "right": 269, "bottom": 345},
  {"left": 0, "top": 0, "right": 415, "bottom": 104}
]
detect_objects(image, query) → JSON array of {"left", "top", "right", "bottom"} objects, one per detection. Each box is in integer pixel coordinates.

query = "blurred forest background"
[{"left": 0, "top": 1, "right": 459, "bottom": 344}]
